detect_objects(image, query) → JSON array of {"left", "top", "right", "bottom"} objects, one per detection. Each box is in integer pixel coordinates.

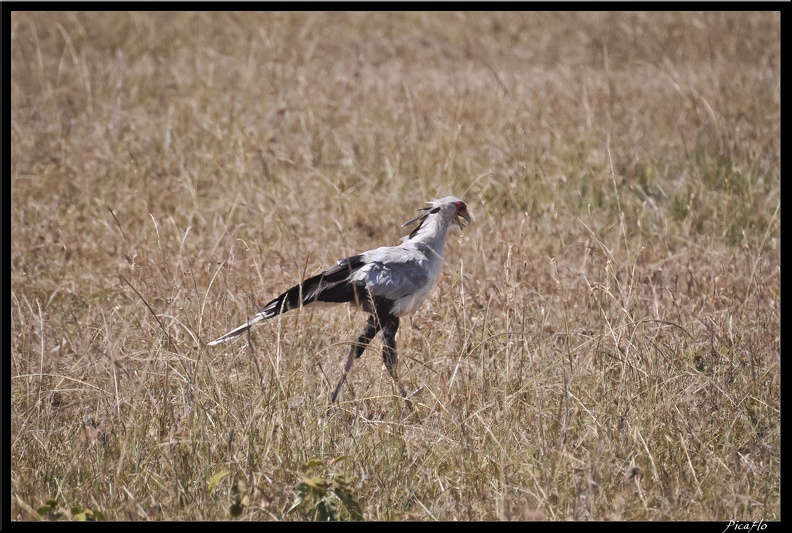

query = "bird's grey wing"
[{"left": 353, "top": 247, "right": 430, "bottom": 300}]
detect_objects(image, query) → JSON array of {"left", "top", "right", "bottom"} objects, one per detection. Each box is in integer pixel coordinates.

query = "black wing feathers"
[{"left": 260, "top": 255, "right": 366, "bottom": 317}]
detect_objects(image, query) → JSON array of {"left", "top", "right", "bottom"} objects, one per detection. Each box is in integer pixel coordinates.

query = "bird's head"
[
  {"left": 453, "top": 199, "right": 472, "bottom": 229},
  {"left": 402, "top": 196, "right": 472, "bottom": 238}
]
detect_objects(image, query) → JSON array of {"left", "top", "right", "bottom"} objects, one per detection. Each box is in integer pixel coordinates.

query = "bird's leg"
[
  {"left": 381, "top": 315, "right": 413, "bottom": 411},
  {"left": 331, "top": 315, "right": 379, "bottom": 403}
]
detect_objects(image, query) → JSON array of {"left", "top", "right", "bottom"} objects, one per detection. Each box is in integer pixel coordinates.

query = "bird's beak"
[{"left": 457, "top": 212, "right": 471, "bottom": 230}]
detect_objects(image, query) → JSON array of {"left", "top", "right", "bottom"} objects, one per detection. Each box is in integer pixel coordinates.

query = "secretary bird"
[{"left": 208, "top": 196, "right": 471, "bottom": 410}]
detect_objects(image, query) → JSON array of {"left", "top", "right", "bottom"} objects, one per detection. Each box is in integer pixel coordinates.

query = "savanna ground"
[{"left": 9, "top": 11, "right": 779, "bottom": 521}]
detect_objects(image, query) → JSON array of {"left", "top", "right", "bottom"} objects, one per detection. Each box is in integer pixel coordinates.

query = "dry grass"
[{"left": 10, "top": 11, "right": 779, "bottom": 521}]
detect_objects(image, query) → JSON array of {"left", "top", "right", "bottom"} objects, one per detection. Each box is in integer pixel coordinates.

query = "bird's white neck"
[{"left": 404, "top": 213, "right": 455, "bottom": 259}]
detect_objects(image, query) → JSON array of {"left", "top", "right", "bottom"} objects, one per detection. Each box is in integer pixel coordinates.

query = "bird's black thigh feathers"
[
  {"left": 354, "top": 298, "right": 399, "bottom": 360},
  {"left": 353, "top": 315, "right": 380, "bottom": 358},
  {"left": 371, "top": 300, "right": 411, "bottom": 409},
  {"left": 381, "top": 316, "right": 399, "bottom": 369}
]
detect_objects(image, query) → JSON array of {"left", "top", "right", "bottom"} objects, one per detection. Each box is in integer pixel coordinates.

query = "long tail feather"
[
  {"left": 206, "top": 314, "right": 267, "bottom": 345},
  {"left": 208, "top": 255, "right": 366, "bottom": 346}
]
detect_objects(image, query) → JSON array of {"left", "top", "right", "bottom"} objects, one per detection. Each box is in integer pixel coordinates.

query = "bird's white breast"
[{"left": 390, "top": 283, "right": 433, "bottom": 316}]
